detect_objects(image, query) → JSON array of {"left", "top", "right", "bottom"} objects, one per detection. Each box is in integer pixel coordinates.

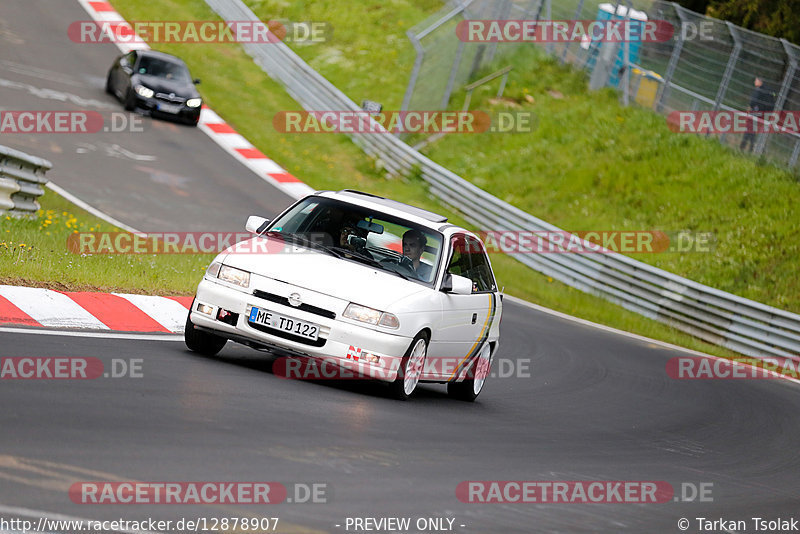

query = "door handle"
[{"left": 471, "top": 313, "right": 478, "bottom": 324}]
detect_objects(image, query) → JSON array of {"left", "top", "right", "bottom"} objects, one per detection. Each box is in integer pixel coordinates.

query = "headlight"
[
  {"left": 134, "top": 84, "right": 154, "bottom": 98},
  {"left": 186, "top": 98, "right": 202, "bottom": 108},
  {"left": 344, "top": 303, "right": 400, "bottom": 329},
  {"left": 218, "top": 265, "right": 250, "bottom": 288},
  {"left": 206, "top": 261, "right": 221, "bottom": 278}
]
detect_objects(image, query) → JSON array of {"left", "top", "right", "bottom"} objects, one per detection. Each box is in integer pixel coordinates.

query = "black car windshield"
[
  {"left": 267, "top": 196, "right": 444, "bottom": 287},
  {"left": 136, "top": 57, "right": 191, "bottom": 83}
]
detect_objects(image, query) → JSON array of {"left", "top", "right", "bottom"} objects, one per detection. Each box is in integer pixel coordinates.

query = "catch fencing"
[
  {"left": 404, "top": 0, "right": 800, "bottom": 168},
  {"left": 0, "top": 145, "right": 52, "bottom": 215},
  {"left": 205, "top": 0, "right": 800, "bottom": 362}
]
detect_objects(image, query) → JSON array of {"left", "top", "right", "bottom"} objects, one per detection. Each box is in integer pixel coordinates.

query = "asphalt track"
[{"left": 2, "top": 1, "right": 800, "bottom": 533}]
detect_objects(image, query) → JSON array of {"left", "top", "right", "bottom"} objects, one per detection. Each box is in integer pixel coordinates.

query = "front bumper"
[
  {"left": 190, "top": 278, "right": 411, "bottom": 382},
  {"left": 132, "top": 95, "right": 201, "bottom": 124}
]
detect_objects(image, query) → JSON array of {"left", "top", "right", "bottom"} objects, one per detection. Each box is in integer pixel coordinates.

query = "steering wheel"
[{"left": 394, "top": 255, "right": 419, "bottom": 277}]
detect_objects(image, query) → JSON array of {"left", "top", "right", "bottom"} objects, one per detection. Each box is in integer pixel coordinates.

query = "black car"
[{"left": 106, "top": 50, "right": 202, "bottom": 126}]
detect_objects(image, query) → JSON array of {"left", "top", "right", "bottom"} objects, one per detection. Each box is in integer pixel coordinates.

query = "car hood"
[
  {"left": 132, "top": 74, "right": 199, "bottom": 98},
  {"left": 221, "top": 238, "right": 429, "bottom": 310}
]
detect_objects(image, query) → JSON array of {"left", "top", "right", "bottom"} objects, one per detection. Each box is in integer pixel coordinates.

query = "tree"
[{"left": 675, "top": 0, "right": 800, "bottom": 45}]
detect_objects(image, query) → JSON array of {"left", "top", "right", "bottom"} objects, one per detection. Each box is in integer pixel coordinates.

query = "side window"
[
  {"left": 121, "top": 51, "right": 135, "bottom": 68},
  {"left": 464, "top": 236, "right": 496, "bottom": 293},
  {"left": 446, "top": 235, "right": 468, "bottom": 277}
]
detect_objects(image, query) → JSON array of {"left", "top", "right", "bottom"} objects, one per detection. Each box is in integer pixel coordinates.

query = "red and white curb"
[
  {"left": 0, "top": 285, "right": 191, "bottom": 333},
  {"left": 75, "top": 0, "right": 315, "bottom": 200}
]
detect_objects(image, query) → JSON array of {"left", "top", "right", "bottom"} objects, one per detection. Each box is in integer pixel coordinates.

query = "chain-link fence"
[{"left": 402, "top": 0, "right": 800, "bottom": 169}]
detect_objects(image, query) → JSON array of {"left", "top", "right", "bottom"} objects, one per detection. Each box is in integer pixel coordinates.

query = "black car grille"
[
  {"left": 252, "top": 289, "right": 336, "bottom": 319},
  {"left": 155, "top": 93, "right": 186, "bottom": 104},
  {"left": 247, "top": 321, "right": 327, "bottom": 347}
]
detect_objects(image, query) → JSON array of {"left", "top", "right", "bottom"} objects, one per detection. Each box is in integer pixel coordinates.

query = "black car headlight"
[
  {"left": 134, "top": 84, "right": 154, "bottom": 98},
  {"left": 186, "top": 98, "right": 202, "bottom": 108}
]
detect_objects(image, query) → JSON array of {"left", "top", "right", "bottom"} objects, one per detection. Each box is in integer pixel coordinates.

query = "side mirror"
[
  {"left": 245, "top": 215, "right": 270, "bottom": 234},
  {"left": 440, "top": 273, "right": 472, "bottom": 295},
  {"left": 193, "top": 78, "right": 201, "bottom": 85},
  {"left": 121, "top": 66, "right": 133, "bottom": 75}
]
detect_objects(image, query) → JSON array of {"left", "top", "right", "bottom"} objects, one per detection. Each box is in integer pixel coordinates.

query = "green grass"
[
  {"left": 0, "top": 190, "right": 211, "bottom": 295},
  {"left": 423, "top": 46, "right": 800, "bottom": 311},
  {"left": 2, "top": 0, "right": 782, "bottom": 360}
]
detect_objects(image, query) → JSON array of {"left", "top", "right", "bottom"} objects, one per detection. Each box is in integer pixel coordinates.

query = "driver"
[{"left": 402, "top": 229, "right": 432, "bottom": 280}]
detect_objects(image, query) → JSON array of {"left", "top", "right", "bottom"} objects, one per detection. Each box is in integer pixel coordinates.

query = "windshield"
[
  {"left": 136, "top": 57, "right": 191, "bottom": 83},
  {"left": 267, "top": 196, "right": 444, "bottom": 287}
]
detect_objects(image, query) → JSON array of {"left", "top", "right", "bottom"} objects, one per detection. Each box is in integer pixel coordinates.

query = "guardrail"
[
  {"left": 0, "top": 145, "right": 52, "bottom": 215},
  {"left": 205, "top": 0, "right": 800, "bottom": 362}
]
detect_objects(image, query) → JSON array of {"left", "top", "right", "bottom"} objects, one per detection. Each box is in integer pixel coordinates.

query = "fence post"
[
  {"left": 713, "top": 22, "right": 740, "bottom": 112},
  {"left": 544, "top": 0, "right": 553, "bottom": 55},
  {"left": 560, "top": 0, "right": 586, "bottom": 64},
  {"left": 521, "top": 0, "right": 540, "bottom": 21},
  {"left": 401, "top": 32, "right": 425, "bottom": 112},
  {"left": 486, "top": 0, "right": 512, "bottom": 65},
  {"left": 621, "top": 1, "right": 633, "bottom": 106},
  {"left": 656, "top": 3, "right": 686, "bottom": 113},
  {"left": 754, "top": 39, "right": 798, "bottom": 156},
  {"left": 442, "top": 40, "right": 467, "bottom": 109}
]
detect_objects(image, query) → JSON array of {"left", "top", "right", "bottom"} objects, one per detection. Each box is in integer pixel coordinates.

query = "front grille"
[
  {"left": 247, "top": 321, "right": 327, "bottom": 347},
  {"left": 155, "top": 93, "right": 186, "bottom": 104},
  {"left": 252, "top": 289, "right": 336, "bottom": 319}
]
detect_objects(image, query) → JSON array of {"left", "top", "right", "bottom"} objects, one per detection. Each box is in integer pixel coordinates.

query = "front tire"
[
  {"left": 123, "top": 87, "right": 136, "bottom": 111},
  {"left": 184, "top": 311, "right": 227, "bottom": 356},
  {"left": 447, "top": 343, "right": 492, "bottom": 402},
  {"left": 389, "top": 333, "right": 428, "bottom": 400},
  {"left": 105, "top": 72, "right": 114, "bottom": 95}
]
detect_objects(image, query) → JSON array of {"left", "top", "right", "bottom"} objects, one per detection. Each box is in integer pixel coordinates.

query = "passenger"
[{"left": 402, "top": 229, "right": 432, "bottom": 281}]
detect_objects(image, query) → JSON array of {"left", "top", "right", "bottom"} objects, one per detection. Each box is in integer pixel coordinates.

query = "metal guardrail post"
[{"left": 0, "top": 145, "right": 52, "bottom": 215}]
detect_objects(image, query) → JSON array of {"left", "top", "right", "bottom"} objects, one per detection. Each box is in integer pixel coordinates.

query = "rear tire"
[
  {"left": 447, "top": 343, "right": 492, "bottom": 402},
  {"left": 389, "top": 333, "right": 428, "bottom": 400},
  {"left": 184, "top": 310, "right": 227, "bottom": 356}
]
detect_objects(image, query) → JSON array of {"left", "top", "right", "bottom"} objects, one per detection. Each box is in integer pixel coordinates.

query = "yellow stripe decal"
[{"left": 448, "top": 293, "right": 497, "bottom": 381}]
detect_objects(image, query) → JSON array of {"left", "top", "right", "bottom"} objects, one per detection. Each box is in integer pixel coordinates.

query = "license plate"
[
  {"left": 248, "top": 307, "right": 319, "bottom": 341},
  {"left": 157, "top": 103, "right": 181, "bottom": 114}
]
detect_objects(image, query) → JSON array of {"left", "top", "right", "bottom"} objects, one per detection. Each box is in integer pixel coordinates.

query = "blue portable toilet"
[{"left": 584, "top": 3, "right": 649, "bottom": 88}]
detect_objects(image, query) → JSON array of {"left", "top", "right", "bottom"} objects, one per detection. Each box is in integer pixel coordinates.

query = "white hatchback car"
[{"left": 185, "top": 190, "right": 503, "bottom": 400}]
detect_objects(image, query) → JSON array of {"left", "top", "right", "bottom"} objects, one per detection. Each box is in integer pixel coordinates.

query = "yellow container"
[{"left": 632, "top": 68, "right": 663, "bottom": 108}]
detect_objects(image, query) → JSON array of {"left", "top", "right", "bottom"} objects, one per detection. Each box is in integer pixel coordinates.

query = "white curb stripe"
[
  {"left": 0, "top": 286, "right": 109, "bottom": 329},
  {"left": 112, "top": 293, "right": 188, "bottom": 333}
]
